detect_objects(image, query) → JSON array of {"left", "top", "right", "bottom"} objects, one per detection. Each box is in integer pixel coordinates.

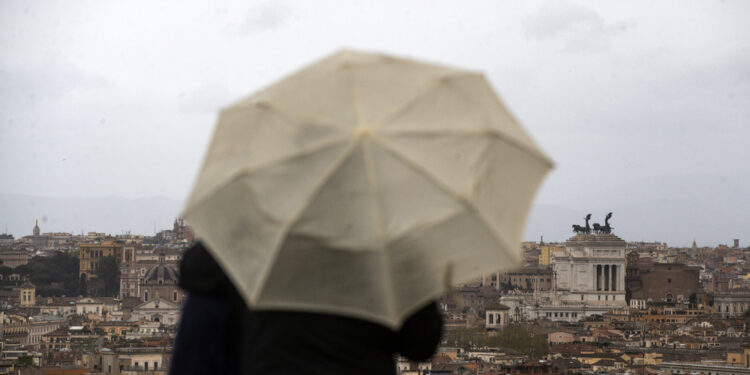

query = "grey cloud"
[
  {"left": 178, "top": 84, "right": 235, "bottom": 113},
  {"left": 524, "top": 0, "right": 633, "bottom": 51},
  {"left": 0, "top": 62, "right": 110, "bottom": 111},
  {"left": 233, "top": 1, "right": 292, "bottom": 35}
]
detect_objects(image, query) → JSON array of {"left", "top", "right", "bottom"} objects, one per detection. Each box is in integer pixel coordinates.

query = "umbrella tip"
[{"left": 354, "top": 125, "right": 372, "bottom": 139}]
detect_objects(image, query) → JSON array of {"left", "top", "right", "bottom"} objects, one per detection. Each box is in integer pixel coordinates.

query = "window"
[
  {"left": 154, "top": 362, "right": 158, "bottom": 369},
  {"left": 144, "top": 291, "right": 149, "bottom": 301},
  {"left": 173, "top": 291, "right": 178, "bottom": 302},
  {"left": 145, "top": 363, "right": 149, "bottom": 371},
  {"left": 667, "top": 278, "right": 671, "bottom": 283},
  {"left": 489, "top": 314, "right": 494, "bottom": 324}
]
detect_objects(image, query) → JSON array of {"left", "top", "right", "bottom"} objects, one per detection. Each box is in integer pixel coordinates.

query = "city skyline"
[{"left": 1, "top": 192, "right": 744, "bottom": 248}]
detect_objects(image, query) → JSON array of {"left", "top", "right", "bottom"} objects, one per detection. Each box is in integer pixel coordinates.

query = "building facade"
[
  {"left": 552, "top": 233, "right": 627, "bottom": 305},
  {"left": 714, "top": 289, "right": 750, "bottom": 318},
  {"left": 139, "top": 251, "right": 182, "bottom": 304},
  {"left": 627, "top": 259, "right": 705, "bottom": 308},
  {"left": 499, "top": 267, "right": 553, "bottom": 291},
  {"left": 79, "top": 240, "right": 124, "bottom": 280},
  {"left": 0, "top": 249, "right": 29, "bottom": 268},
  {"left": 485, "top": 304, "right": 510, "bottom": 329}
]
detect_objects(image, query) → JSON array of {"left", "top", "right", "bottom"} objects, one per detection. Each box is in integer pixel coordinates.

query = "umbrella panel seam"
[
  {"left": 224, "top": 100, "right": 352, "bottom": 133},
  {"left": 183, "top": 136, "right": 351, "bottom": 218},
  {"left": 440, "top": 77, "right": 554, "bottom": 168},
  {"left": 368, "top": 136, "right": 521, "bottom": 265},
  {"left": 246, "top": 141, "right": 360, "bottom": 303},
  {"left": 361, "top": 141, "right": 397, "bottom": 321}
]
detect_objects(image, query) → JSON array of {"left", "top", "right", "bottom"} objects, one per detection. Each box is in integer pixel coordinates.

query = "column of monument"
[
  {"left": 604, "top": 265, "right": 609, "bottom": 291},
  {"left": 611, "top": 265, "right": 617, "bottom": 291}
]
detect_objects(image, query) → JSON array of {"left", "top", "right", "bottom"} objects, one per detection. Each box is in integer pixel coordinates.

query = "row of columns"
[
  {"left": 717, "top": 302, "right": 749, "bottom": 317},
  {"left": 596, "top": 264, "right": 618, "bottom": 291}
]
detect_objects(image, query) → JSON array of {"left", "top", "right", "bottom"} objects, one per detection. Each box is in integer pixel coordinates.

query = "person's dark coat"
[{"left": 170, "top": 242, "right": 442, "bottom": 375}]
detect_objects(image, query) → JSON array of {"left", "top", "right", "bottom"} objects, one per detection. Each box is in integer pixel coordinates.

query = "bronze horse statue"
[
  {"left": 572, "top": 214, "right": 592, "bottom": 234},
  {"left": 592, "top": 212, "right": 614, "bottom": 234}
]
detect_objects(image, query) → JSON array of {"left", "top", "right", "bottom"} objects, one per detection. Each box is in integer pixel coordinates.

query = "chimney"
[{"left": 734, "top": 239, "right": 740, "bottom": 249}]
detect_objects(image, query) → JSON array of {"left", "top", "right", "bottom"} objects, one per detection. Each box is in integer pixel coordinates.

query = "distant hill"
[{"left": 0, "top": 194, "right": 182, "bottom": 238}]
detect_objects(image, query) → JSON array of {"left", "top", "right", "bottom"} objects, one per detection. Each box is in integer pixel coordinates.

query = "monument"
[{"left": 504, "top": 213, "right": 628, "bottom": 322}]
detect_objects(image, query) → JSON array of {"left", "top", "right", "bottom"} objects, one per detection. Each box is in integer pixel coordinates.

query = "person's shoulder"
[{"left": 180, "top": 242, "right": 236, "bottom": 297}]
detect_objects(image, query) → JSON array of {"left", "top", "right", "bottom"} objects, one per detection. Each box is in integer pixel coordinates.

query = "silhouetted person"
[{"left": 170, "top": 242, "right": 442, "bottom": 375}]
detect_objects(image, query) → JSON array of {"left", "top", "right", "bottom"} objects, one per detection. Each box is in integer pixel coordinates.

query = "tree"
[
  {"left": 487, "top": 324, "right": 549, "bottom": 358},
  {"left": 14, "top": 264, "right": 31, "bottom": 276},
  {"left": 95, "top": 256, "right": 119, "bottom": 297},
  {"left": 17, "top": 355, "right": 34, "bottom": 367},
  {"left": 442, "top": 327, "right": 488, "bottom": 347},
  {"left": 24, "top": 252, "right": 80, "bottom": 296},
  {"left": 0, "top": 265, "right": 12, "bottom": 276}
]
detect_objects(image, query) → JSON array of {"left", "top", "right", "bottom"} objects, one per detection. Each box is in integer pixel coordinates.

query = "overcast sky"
[{"left": 1, "top": 0, "right": 749, "bottom": 245}]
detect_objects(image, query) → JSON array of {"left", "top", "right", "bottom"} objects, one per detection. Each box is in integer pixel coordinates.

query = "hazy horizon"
[{"left": 1, "top": 192, "right": 745, "bottom": 248}]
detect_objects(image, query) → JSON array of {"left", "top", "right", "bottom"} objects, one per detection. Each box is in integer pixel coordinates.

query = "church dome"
[{"left": 143, "top": 263, "right": 178, "bottom": 284}]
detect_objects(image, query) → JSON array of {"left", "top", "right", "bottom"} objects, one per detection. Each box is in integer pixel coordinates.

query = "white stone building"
[
  {"left": 551, "top": 233, "right": 627, "bottom": 305},
  {"left": 485, "top": 304, "right": 510, "bottom": 329},
  {"left": 128, "top": 299, "right": 180, "bottom": 326},
  {"left": 503, "top": 233, "right": 628, "bottom": 322}
]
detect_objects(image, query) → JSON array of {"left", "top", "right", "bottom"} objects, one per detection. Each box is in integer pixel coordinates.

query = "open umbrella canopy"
[{"left": 182, "top": 50, "right": 553, "bottom": 329}]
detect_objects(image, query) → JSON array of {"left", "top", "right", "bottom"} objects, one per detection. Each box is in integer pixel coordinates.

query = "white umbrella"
[{"left": 182, "top": 50, "right": 553, "bottom": 329}]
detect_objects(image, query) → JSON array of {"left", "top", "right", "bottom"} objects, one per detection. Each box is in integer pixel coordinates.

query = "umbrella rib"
[
  {"left": 250, "top": 141, "right": 359, "bottom": 303},
  {"left": 225, "top": 99, "right": 352, "bottom": 133},
  {"left": 370, "top": 72, "right": 476, "bottom": 129},
  {"left": 183, "top": 136, "right": 351, "bottom": 217},
  {"left": 361, "top": 141, "right": 396, "bottom": 320},
  {"left": 344, "top": 61, "right": 365, "bottom": 126},
  {"left": 371, "top": 136, "right": 521, "bottom": 263},
  {"left": 380, "top": 128, "right": 553, "bottom": 169},
  {"left": 440, "top": 77, "right": 554, "bottom": 168}
]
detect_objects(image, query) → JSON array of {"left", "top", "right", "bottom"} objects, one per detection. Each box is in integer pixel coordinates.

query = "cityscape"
[
  {"left": 2, "top": 1, "right": 748, "bottom": 375},
  {"left": 1, "top": 215, "right": 749, "bottom": 375}
]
